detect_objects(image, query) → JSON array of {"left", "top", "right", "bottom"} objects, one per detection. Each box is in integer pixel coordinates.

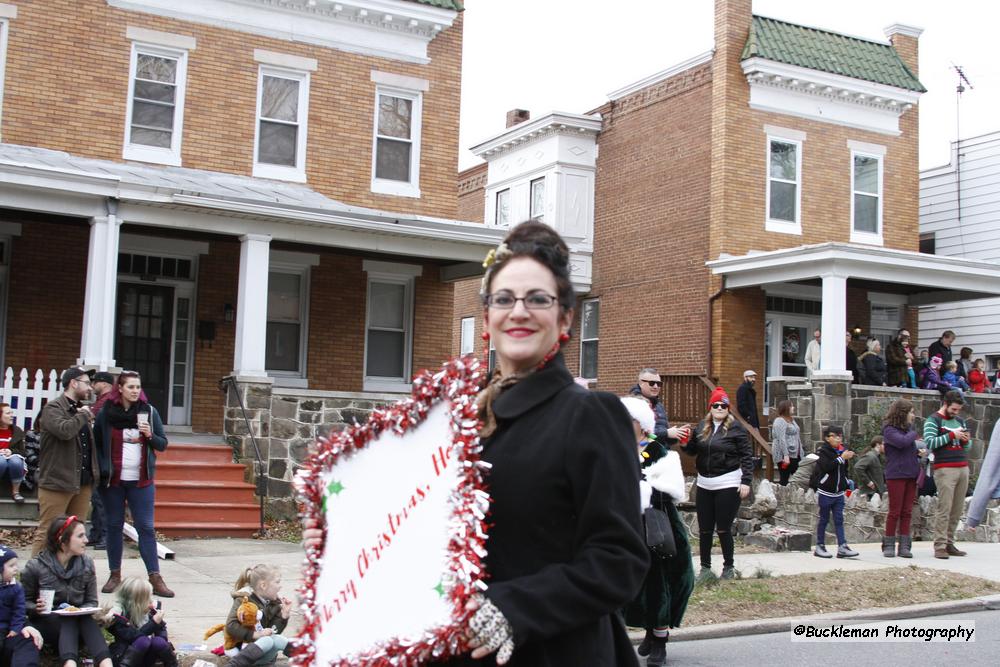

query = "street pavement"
[
  {"left": 658, "top": 608, "right": 1000, "bottom": 666},
  {"left": 89, "top": 538, "right": 1000, "bottom": 652}
]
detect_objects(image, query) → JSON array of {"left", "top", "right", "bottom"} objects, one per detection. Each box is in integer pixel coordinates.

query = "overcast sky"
[{"left": 458, "top": 0, "right": 1000, "bottom": 172}]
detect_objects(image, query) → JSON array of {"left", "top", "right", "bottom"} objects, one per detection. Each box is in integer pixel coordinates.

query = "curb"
[{"left": 628, "top": 593, "right": 1000, "bottom": 643}]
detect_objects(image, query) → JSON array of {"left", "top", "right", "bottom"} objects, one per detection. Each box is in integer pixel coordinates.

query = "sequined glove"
[{"left": 468, "top": 595, "right": 514, "bottom": 664}]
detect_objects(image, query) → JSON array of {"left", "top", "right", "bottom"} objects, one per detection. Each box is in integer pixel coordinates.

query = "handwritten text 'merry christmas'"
[{"left": 318, "top": 443, "right": 453, "bottom": 628}]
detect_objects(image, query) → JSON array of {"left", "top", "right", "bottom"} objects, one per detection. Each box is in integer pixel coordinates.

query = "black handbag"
[{"left": 643, "top": 506, "right": 677, "bottom": 558}]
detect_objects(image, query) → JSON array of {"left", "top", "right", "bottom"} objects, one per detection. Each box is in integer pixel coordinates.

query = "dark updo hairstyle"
[
  {"left": 480, "top": 221, "right": 576, "bottom": 313},
  {"left": 46, "top": 514, "right": 84, "bottom": 554}
]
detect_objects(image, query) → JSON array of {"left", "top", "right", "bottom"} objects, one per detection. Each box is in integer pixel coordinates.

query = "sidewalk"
[
  {"left": 89, "top": 538, "right": 1000, "bottom": 650},
  {"left": 90, "top": 539, "right": 306, "bottom": 651}
]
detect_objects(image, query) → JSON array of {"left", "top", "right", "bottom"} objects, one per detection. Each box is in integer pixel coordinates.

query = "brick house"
[
  {"left": 0, "top": 0, "right": 506, "bottom": 525},
  {"left": 455, "top": 0, "right": 1000, "bottom": 428}
]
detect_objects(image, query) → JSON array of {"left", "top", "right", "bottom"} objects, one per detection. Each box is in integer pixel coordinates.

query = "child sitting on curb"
[{"left": 810, "top": 425, "right": 860, "bottom": 559}]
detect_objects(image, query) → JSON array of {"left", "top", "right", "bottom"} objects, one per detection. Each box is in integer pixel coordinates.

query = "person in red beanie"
[{"left": 680, "top": 388, "right": 754, "bottom": 582}]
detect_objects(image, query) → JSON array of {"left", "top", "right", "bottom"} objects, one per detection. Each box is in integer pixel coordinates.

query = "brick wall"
[
  {"left": 2, "top": 214, "right": 88, "bottom": 373},
  {"left": 3, "top": 1, "right": 464, "bottom": 219}
]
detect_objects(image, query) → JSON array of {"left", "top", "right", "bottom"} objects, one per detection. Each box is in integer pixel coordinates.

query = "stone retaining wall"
[
  {"left": 223, "top": 379, "right": 405, "bottom": 518},
  {"left": 767, "top": 378, "right": 1000, "bottom": 480},
  {"left": 676, "top": 479, "right": 1000, "bottom": 544}
]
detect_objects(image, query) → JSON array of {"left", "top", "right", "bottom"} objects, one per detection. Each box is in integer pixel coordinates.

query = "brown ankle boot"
[
  {"left": 101, "top": 570, "right": 122, "bottom": 593},
  {"left": 148, "top": 572, "right": 175, "bottom": 598}
]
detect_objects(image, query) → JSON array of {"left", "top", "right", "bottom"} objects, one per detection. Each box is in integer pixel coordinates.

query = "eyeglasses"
[
  {"left": 484, "top": 291, "right": 558, "bottom": 310},
  {"left": 642, "top": 379, "right": 662, "bottom": 387},
  {"left": 710, "top": 403, "right": 728, "bottom": 409}
]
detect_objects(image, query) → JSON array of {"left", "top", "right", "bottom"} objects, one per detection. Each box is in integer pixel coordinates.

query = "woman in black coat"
[
  {"left": 681, "top": 388, "right": 754, "bottom": 582},
  {"left": 858, "top": 339, "right": 888, "bottom": 386},
  {"left": 304, "top": 222, "right": 648, "bottom": 666}
]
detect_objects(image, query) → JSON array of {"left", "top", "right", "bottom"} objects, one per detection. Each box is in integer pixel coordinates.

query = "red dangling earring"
[
  {"left": 481, "top": 332, "right": 490, "bottom": 341},
  {"left": 481, "top": 330, "right": 491, "bottom": 360},
  {"left": 536, "top": 331, "right": 570, "bottom": 370}
]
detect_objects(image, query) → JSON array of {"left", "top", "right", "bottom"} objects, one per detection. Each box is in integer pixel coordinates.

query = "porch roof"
[
  {"left": 707, "top": 242, "right": 1000, "bottom": 305},
  {"left": 0, "top": 143, "right": 503, "bottom": 267}
]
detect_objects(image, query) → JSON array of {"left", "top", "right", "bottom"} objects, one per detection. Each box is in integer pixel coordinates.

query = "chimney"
[
  {"left": 883, "top": 24, "right": 922, "bottom": 76},
  {"left": 506, "top": 109, "right": 530, "bottom": 128}
]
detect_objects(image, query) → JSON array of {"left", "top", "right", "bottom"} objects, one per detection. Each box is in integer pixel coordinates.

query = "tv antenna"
[{"left": 951, "top": 64, "right": 973, "bottom": 253}]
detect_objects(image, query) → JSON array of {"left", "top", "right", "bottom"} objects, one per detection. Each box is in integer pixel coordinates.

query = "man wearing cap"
[
  {"left": 31, "top": 367, "right": 100, "bottom": 556},
  {"left": 735, "top": 370, "right": 760, "bottom": 431},
  {"left": 87, "top": 371, "right": 114, "bottom": 551}
]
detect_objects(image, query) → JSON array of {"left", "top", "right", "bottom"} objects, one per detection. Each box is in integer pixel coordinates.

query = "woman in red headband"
[
  {"left": 680, "top": 388, "right": 754, "bottom": 583},
  {"left": 20, "top": 514, "right": 111, "bottom": 667}
]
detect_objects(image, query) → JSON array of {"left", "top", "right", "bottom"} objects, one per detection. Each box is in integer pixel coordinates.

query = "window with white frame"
[
  {"left": 495, "top": 189, "right": 510, "bottom": 227},
  {"left": 123, "top": 44, "right": 188, "bottom": 165},
  {"left": 766, "top": 137, "right": 800, "bottom": 232},
  {"left": 254, "top": 67, "right": 310, "bottom": 182},
  {"left": 530, "top": 177, "right": 545, "bottom": 219},
  {"left": 265, "top": 270, "right": 308, "bottom": 376},
  {"left": 365, "top": 273, "right": 415, "bottom": 387},
  {"left": 371, "top": 87, "right": 422, "bottom": 197},
  {"left": 580, "top": 299, "right": 599, "bottom": 380},
  {"left": 460, "top": 316, "right": 475, "bottom": 355},
  {"left": 852, "top": 152, "right": 882, "bottom": 240}
]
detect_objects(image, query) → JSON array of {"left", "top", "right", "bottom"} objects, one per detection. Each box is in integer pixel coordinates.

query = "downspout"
[{"left": 705, "top": 282, "right": 726, "bottom": 384}]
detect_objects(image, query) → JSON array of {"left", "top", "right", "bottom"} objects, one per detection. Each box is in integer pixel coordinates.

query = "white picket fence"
[{"left": 0, "top": 368, "right": 61, "bottom": 430}]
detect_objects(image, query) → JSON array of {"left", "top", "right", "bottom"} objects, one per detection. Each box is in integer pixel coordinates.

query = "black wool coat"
[{"left": 442, "top": 355, "right": 648, "bottom": 667}]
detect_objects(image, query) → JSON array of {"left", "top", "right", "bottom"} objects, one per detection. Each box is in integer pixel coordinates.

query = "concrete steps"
[{"left": 154, "top": 443, "right": 260, "bottom": 538}]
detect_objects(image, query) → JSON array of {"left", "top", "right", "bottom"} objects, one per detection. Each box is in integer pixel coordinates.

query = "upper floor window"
[
  {"left": 766, "top": 136, "right": 801, "bottom": 234},
  {"left": 851, "top": 152, "right": 883, "bottom": 243},
  {"left": 254, "top": 67, "right": 310, "bottom": 182},
  {"left": 530, "top": 177, "right": 546, "bottom": 220},
  {"left": 495, "top": 189, "right": 510, "bottom": 227},
  {"left": 0, "top": 16, "right": 11, "bottom": 140},
  {"left": 123, "top": 44, "right": 188, "bottom": 166},
  {"left": 371, "top": 87, "right": 422, "bottom": 198}
]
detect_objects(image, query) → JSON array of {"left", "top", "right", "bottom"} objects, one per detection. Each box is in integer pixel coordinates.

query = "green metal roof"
[
  {"left": 741, "top": 15, "right": 925, "bottom": 92},
  {"left": 408, "top": 0, "right": 463, "bottom": 10}
]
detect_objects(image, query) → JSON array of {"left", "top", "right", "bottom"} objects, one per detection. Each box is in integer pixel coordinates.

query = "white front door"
[{"left": 767, "top": 314, "right": 821, "bottom": 379}]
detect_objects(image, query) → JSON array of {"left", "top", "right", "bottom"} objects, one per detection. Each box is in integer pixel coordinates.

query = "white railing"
[{"left": 0, "top": 368, "right": 61, "bottom": 430}]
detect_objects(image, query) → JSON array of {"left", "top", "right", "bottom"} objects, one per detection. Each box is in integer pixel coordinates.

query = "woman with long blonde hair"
[{"left": 681, "top": 388, "right": 753, "bottom": 582}]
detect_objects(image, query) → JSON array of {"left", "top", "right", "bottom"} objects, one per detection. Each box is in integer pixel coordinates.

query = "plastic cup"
[{"left": 39, "top": 589, "right": 55, "bottom": 615}]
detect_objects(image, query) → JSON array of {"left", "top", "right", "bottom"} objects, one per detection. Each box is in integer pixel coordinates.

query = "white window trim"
[
  {"left": 362, "top": 260, "right": 421, "bottom": 392},
  {"left": 123, "top": 42, "right": 189, "bottom": 166},
  {"left": 530, "top": 176, "right": 545, "bottom": 220},
  {"left": 370, "top": 85, "right": 422, "bottom": 198},
  {"left": 495, "top": 188, "right": 511, "bottom": 227},
  {"left": 253, "top": 65, "right": 310, "bottom": 183},
  {"left": 266, "top": 262, "right": 311, "bottom": 381},
  {"left": 459, "top": 316, "right": 475, "bottom": 355},
  {"left": 850, "top": 150, "right": 884, "bottom": 246},
  {"left": 580, "top": 298, "right": 599, "bottom": 380},
  {"left": 765, "top": 134, "right": 802, "bottom": 235}
]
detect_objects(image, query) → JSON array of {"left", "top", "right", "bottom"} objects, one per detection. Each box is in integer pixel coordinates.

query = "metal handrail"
[{"left": 220, "top": 376, "right": 266, "bottom": 534}]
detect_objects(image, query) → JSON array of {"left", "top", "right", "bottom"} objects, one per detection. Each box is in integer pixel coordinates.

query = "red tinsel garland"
[{"left": 292, "top": 355, "right": 490, "bottom": 667}]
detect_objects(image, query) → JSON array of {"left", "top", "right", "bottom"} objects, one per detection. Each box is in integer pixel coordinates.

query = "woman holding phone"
[{"left": 93, "top": 371, "right": 172, "bottom": 598}]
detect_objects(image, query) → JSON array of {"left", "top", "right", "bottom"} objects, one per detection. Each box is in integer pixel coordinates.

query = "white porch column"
[
  {"left": 820, "top": 274, "right": 848, "bottom": 372},
  {"left": 233, "top": 233, "right": 271, "bottom": 377},
  {"left": 78, "top": 204, "right": 122, "bottom": 370}
]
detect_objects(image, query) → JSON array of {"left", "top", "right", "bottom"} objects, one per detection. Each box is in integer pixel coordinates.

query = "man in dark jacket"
[
  {"left": 928, "top": 331, "right": 955, "bottom": 369},
  {"left": 31, "top": 367, "right": 100, "bottom": 556},
  {"left": 735, "top": 370, "right": 759, "bottom": 430},
  {"left": 630, "top": 368, "right": 671, "bottom": 445},
  {"left": 886, "top": 330, "right": 911, "bottom": 387},
  {"left": 846, "top": 331, "right": 859, "bottom": 383},
  {"left": 853, "top": 437, "right": 886, "bottom": 498}
]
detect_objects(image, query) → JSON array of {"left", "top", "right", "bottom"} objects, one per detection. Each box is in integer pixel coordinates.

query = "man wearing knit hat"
[{"left": 736, "top": 370, "right": 760, "bottom": 430}]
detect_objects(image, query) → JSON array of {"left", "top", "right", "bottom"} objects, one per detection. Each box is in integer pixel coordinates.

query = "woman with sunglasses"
[
  {"left": 303, "top": 222, "right": 648, "bottom": 666},
  {"left": 21, "top": 514, "right": 111, "bottom": 667},
  {"left": 681, "top": 388, "right": 754, "bottom": 582},
  {"left": 93, "top": 371, "right": 172, "bottom": 597}
]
